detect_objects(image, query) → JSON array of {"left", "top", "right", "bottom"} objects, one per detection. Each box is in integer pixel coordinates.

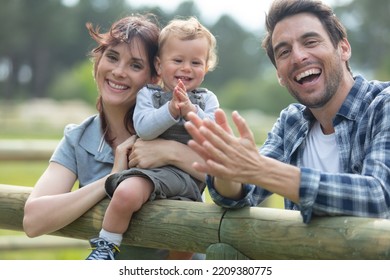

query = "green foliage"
[
  {"left": 2, "top": 0, "right": 388, "bottom": 117},
  {"left": 217, "top": 72, "right": 296, "bottom": 117},
  {"left": 334, "top": 0, "right": 390, "bottom": 76},
  {"left": 207, "top": 15, "right": 266, "bottom": 90},
  {"left": 49, "top": 60, "right": 97, "bottom": 106},
  {"left": 376, "top": 55, "right": 390, "bottom": 82}
]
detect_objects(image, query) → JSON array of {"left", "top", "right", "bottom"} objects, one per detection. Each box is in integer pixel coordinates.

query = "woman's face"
[{"left": 96, "top": 38, "right": 153, "bottom": 110}]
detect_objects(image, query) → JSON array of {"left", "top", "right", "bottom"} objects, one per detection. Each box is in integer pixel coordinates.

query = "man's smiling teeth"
[
  {"left": 295, "top": 69, "right": 321, "bottom": 82},
  {"left": 108, "top": 80, "right": 128, "bottom": 90}
]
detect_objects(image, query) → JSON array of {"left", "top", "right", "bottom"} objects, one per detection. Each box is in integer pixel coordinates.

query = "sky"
[{"left": 127, "top": 0, "right": 351, "bottom": 31}]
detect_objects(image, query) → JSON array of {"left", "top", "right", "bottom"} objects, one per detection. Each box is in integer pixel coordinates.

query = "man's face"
[{"left": 272, "top": 13, "right": 350, "bottom": 109}]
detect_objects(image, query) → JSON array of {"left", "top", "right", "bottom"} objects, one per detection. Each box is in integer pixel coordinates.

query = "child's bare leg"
[
  {"left": 86, "top": 176, "right": 153, "bottom": 260},
  {"left": 103, "top": 176, "right": 153, "bottom": 234}
]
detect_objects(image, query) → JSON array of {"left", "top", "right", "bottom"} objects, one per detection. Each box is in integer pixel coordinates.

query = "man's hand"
[{"left": 185, "top": 109, "right": 258, "bottom": 182}]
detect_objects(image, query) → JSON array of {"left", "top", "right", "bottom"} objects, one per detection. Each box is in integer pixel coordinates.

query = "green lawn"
[
  {"left": 0, "top": 160, "right": 48, "bottom": 186},
  {"left": 0, "top": 229, "right": 87, "bottom": 260}
]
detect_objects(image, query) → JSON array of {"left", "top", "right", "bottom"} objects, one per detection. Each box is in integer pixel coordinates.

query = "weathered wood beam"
[
  {"left": 0, "top": 184, "right": 223, "bottom": 254},
  {"left": 1, "top": 184, "right": 390, "bottom": 259}
]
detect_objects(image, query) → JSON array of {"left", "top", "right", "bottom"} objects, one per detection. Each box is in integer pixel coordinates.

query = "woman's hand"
[
  {"left": 129, "top": 138, "right": 206, "bottom": 181},
  {"left": 128, "top": 138, "right": 171, "bottom": 169},
  {"left": 112, "top": 135, "right": 137, "bottom": 173}
]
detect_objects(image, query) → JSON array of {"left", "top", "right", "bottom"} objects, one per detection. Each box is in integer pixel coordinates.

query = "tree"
[
  {"left": 49, "top": 60, "right": 97, "bottom": 105},
  {"left": 3, "top": 0, "right": 388, "bottom": 119},
  {"left": 334, "top": 0, "right": 390, "bottom": 76},
  {"left": 0, "top": 0, "right": 130, "bottom": 100},
  {"left": 207, "top": 15, "right": 266, "bottom": 90}
]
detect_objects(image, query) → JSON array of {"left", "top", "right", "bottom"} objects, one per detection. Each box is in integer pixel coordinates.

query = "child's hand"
[
  {"left": 168, "top": 81, "right": 183, "bottom": 119},
  {"left": 173, "top": 79, "right": 196, "bottom": 119}
]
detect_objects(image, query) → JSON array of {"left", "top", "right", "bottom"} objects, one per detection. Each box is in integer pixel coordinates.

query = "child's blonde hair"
[{"left": 158, "top": 16, "right": 218, "bottom": 71}]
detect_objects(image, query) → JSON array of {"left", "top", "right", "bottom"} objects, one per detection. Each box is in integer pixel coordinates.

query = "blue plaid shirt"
[{"left": 207, "top": 75, "right": 390, "bottom": 223}]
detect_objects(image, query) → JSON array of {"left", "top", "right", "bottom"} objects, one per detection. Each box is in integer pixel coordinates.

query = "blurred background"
[{"left": 0, "top": 0, "right": 389, "bottom": 259}]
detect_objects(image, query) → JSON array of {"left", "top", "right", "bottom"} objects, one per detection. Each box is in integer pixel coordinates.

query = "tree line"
[{"left": 0, "top": 0, "right": 389, "bottom": 117}]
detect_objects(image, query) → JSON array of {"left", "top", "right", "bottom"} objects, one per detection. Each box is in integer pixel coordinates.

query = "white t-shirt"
[{"left": 302, "top": 121, "right": 341, "bottom": 173}]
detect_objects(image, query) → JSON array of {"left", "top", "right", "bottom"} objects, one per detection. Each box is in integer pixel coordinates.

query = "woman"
[{"left": 22, "top": 14, "right": 205, "bottom": 260}]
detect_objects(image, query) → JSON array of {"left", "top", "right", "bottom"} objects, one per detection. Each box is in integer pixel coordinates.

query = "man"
[{"left": 184, "top": 0, "right": 390, "bottom": 223}]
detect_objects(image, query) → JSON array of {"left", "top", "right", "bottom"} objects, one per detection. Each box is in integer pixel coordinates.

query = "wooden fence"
[
  {"left": 1, "top": 183, "right": 390, "bottom": 259},
  {"left": 0, "top": 139, "right": 58, "bottom": 161}
]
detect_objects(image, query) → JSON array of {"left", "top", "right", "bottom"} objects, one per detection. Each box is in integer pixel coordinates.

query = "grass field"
[{"left": 0, "top": 160, "right": 48, "bottom": 186}]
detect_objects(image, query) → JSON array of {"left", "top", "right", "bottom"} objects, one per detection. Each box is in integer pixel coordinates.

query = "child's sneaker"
[{"left": 86, "top": 237, "right": 119, "bottom": 260}]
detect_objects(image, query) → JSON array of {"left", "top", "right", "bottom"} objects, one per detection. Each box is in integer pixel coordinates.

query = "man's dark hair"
[{"left": 262, "top": 0, "right": 349, "bottom": 71}]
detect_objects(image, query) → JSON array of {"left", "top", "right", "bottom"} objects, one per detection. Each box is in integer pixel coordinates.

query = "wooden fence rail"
[
  {"left": 1, "top": 183, "right": 390, "bottom": 259},
  {"left": 0, "top": 139, "right": 57, "bottom": 161}
]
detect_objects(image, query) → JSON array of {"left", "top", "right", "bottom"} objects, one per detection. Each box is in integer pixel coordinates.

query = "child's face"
[{"left": 155, "top": 36, "right": 209, "bottom": 92}]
